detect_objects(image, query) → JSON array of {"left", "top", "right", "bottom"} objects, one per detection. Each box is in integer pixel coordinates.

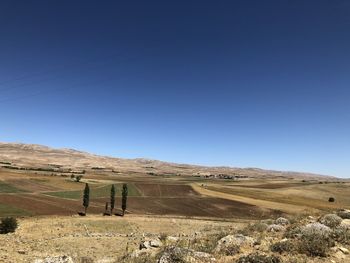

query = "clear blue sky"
[{"left": 0, "top": 1, "right": 349, "bottom": 177}]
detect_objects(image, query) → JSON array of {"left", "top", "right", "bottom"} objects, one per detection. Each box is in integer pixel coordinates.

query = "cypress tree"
[
  {"left": 110, "top": 184, "right": 116, "bottom": 214},
  {"left": 105, "top": 202, "right": 109, "bottom": 215},
  {"left": 121, "top": 183, "right": 128, "bottom": 216},
  {"left": 83, "top": 183, "right": 90, "bottom": 215}
]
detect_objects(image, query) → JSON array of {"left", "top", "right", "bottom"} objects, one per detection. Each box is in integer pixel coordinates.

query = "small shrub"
[
  {"left": 80, "top": 257, "right": 94, "bottom": 263},
  {"left": 240, "top": 222, "right": 268, "bottom": 236},
  {"left": 75, "top": 175, "right": 82, "bottom": 182},
  {"left": 159, "top": 232, "right": 168, "bottom": 242},
  {"left": 117, "top": 253, "right": 155, "bottom": 263},
  {"left": 192, "top": 231, "right": 228, "bottom": 253},
  {"left": 333, "top": 225, "right": 350, "bottom": 244},
  {"left": 275, "top": 217, "right": 290, "bottom": 226},
  {"left": 157, "top": 246, "right": 186, "bottom": 263},
  {"left": 237, "top": 253, "right": 282, "bottom": 263},
  {"left": 270, "top": 239, "right": 296, "bottom": 254},
  {"left": 284, "top": 224, "right": 302, "bottom": 239},
  {"left": 319, "top": 214, "right": 342, "bottom": 228},
  {"left": 267, "top": 224, "right": 285, "bottom": 232},
  {"left": 220, "top": 244, "right": 240, "bottom": 256},
  {"left": 337, "top": 210, "right": 350, "bottom": 219},
  {"left": 0, "top": 217, "right": 18, "bottom": 234},
  {"left": 299, "top": 223, "right": 334, "bottom": 257},
  {"left": 328, "top": 197, "right": 335, "bottom": 202}
]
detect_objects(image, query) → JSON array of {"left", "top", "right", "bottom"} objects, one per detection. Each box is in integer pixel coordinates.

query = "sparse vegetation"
[{"left": 0, "top": 181, "right": 26, "bottom": 193}]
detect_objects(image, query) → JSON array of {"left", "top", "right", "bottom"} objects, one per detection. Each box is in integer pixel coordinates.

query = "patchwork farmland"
[{"left": 0, "top": 168, "right": 348, "bottom": 219}]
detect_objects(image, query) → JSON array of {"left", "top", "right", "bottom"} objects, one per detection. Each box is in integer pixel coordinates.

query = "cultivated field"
[
  {"left": 0, "top": 168, "right": 348, "bottom": 219},
  {"left": 0, "top": 144, "right": 350, "bottom": 262}
]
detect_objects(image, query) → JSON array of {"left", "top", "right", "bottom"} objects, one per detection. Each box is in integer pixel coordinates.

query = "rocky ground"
[{"left": 1, "top": 211, "right": 350, "bottom": 262}]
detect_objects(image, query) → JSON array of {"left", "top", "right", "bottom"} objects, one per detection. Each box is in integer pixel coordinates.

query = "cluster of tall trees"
[{"left": 82, "top": 183, "right": 128, "bottom": 216}]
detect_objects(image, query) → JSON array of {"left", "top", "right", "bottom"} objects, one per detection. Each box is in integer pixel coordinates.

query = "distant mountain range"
[{"left": 0, "top": 142, "right": 334, "bottom": 179}]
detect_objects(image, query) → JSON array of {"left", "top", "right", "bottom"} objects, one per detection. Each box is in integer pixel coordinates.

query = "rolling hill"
[{"left": 0, "top": 142, "right": 333, "bottom": 180}]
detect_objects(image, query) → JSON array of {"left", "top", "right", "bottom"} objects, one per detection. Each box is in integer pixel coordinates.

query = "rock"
[
  {"left": 334, "top": 251, "right": 346, "bottom": 260},
  {"left": 139, "top": 240, "right": 151, "bottom": 250},
  {"left": 150, "top": 239, "right": 163, "bottom": 248},
  {"left": 140, "top": 238, "right": 163, "bottom": 250},
  {"left": 275, "top": 217, "right": 290, "bottom": 226},
  {"left": 96, "top": 259, "right": 114, "bottom": 263},
  {"left": 215, "top": 234, "right": 254, "bottom": 253},
  {"left": 339, "top": 247, "right": 349, "bottom": 254},
  {"left": 267, "top": 224, "right": 285, "bottom": 232},
  {"left": 158, "top": 246, "right": 184, "bottom": 263},
  {"left": 166, "top": 236, "right": 179, "bottom": 242},
  {"left": 131, "top": 249, "right": 150, "bottom": 258},
  {"left": 17, "top": 250, "right": 26, "bottom": 254},
  {"left": 34, "top": 256, "right": 74, "bottom": 263},
  {"left": 341, "top": 219, "right": 350, "bottom": 228}
]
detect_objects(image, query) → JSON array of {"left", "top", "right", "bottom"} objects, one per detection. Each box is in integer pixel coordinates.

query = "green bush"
[{"left": 0, "top": 217, "right": 18, "bottom": 234}]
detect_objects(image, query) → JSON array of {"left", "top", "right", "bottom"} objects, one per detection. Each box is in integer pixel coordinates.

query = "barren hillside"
[{"left": 0, "top": 142, "right": 333, "bottom": 180}]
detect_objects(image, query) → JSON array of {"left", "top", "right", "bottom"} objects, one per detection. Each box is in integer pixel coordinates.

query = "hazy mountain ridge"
[{"left": 0, "top": 142, "right": 334, "bottom": 179}]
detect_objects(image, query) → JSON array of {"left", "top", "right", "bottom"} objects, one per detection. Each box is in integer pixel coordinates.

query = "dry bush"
[
  {"left": 80, "top": 257, "right": 94, "bottom": 263},
  {"left": 237, "top": 253, "right": 282, "bottom": 263},
  {"left": 270, "top": 239, "right": 297, "bottom": 254},
  {"left": 159, "top": 232, "right": 168, "bottom": 242},
  {"left": 266, "top": 224, "right": 285, "bottom": 233},
  {"left": 218, "top": 243, "right": 240, "bottom": 256},
  {"left": 241, "top": 222, "right": 269, "bottom": 235},
  {"left": 284, "top": 224, "right": 302, "bottom": 239},
  {"left": 333, "top": 225, "right": 350, "bottom": 244},
  {"left": 319, "top": 214, "right": 342, "bottom": 228},
  {"left": 117, "top": 253, "right": 155, "bottom": 263},
  {"left": 299, "top": 223, "right": 334, "bottom": 257},
  {"left": 157, "top": 246, "right": 186, "bottom": 263},
  {"left": 275, "top": 217, "right": 290, "bottom": 226},
  {"left": 190, "top": 232, "right": 228, "bottom": 253},
  {"left": 337, "top": 210, "right": 350, "bottom": 219}
]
